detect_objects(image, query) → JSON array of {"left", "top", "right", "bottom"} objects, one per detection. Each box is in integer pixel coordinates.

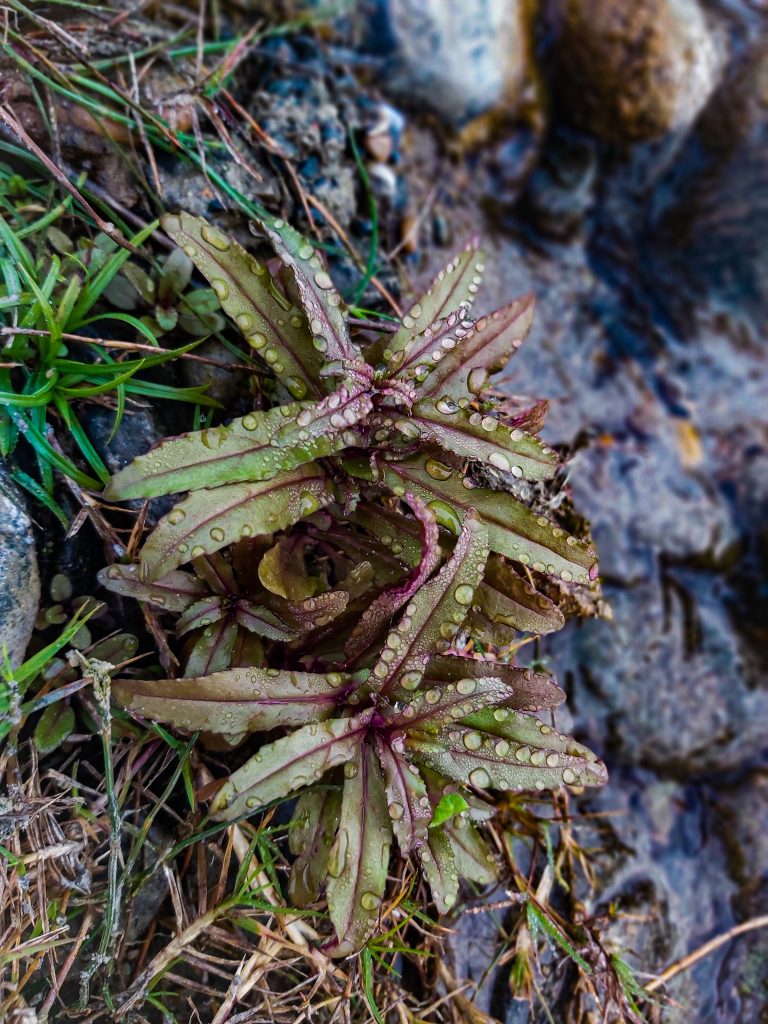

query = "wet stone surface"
[{"left": 397, "top": 3, "right": 768, "bottom": 1019}]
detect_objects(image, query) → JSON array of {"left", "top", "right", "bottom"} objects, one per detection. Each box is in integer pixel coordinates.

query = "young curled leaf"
[
  {"left": 423, "top": 654, "right": 565, "bottom": 711},
  {"left": 97, "top": 563, "right": 207, "bottom": 613},
  {"left": 288, "top": 787, "right": 342, "bottom": 906},
  {"left": 369, "top": 511, "right": 489, "bottom": 693},
  {"left": 467, "top": 555, "right": 565, "bottom": 645},
  {"left": 345, "top": 493, "right": 440, "bottom": 664},
  {"left": 324, "top": 740, "right": 391, "bottom": 957},
  {"left": 113, "top": 666, "right": 355, "bottom": 734},
  {"left": 416, "top": 295, "right": 536, "bottom": 399},
  {"left": 349, "top": 454, "right": 598, "bottom": 585},
  {"left": 161, "top": 212, "right": 323, "bottom": 398},
  {"left": 140, "top": 463, "right": 334, "bottom": 581},
  {"left": 407, "top": 399, "right": 558, "bottom": 481},
  {"left": 210, "top": 711, "right": 373, "bottom": 820}
]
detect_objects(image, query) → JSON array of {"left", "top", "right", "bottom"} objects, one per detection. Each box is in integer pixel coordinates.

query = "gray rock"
[
  {"left": 0, "top": 467, "right": 40, "bottom": 669},
  {"left": 547, "top": 0, "right": 725, "bottom": 143},
  {"left": 367, "top": 0, "right": 529, "bottom": 125}
]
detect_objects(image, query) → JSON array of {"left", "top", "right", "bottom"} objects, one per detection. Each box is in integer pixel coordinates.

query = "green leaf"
[
  {"left": 386, "top": 672, "right": 526, "bottom": 731},
  {"left": 415, "top": 295, "right": 536, "bottom": 399},
  {"left": 383, "top": 239, "right": 485, "bottom": 363},
  {"left": 234, "top": 601, "right": 297, "bottom": 641},
  {"left": 288, "top": 787, "right": 342, "bottom": 906},
  {"left": 369, "top": 511, "right": 489, "bottom": 693},
  {"left": 423, "top": 654, "right": 565, "bottom": 711},
  {"left": 466, "top": 555, "right": 565, "bottom": 644},
  {"left": 33, "top": 702, "right": 75, "bottom": 753},
  {"left": 405, "top": 400, "right": 558, "bottom": 481},
  {"left": 408, "top": 713, "right": 608, "bottom": 792},
  {"left": 526, "top": 899, "right": 592, "bottom": 975},
  {"left": 325, "top": 740, "right": 391, "bottom": 957},
  {"left": 374, "top": 736, "right": 431, "bottom": 854},
  {"left": 161, "top": 212, "right": 323, "bottom": 399},
  {"left": 184, "top": 618, "right": 238, "bottom": 676},
  {"left": 254, "top": 212, "right": 358, "bottom": 371},
  {"left": 175, "top": 596, "right": 225, "bottom": 636},
  {"left": 139, "top": 462, "right": 334, "bottom": 581},
  {"left": 419, "top": 826, "right": 459, "bottom": 914},
  {"left": 112, "top": 667, "right": 354, "bottom": 733},
  {"left": 444, "top": 817, "right": 497, "bottom": 885},
  {"left": 104, "top": 403, "right": 340, "bottom": 501},
  {"left": 429, "top": 792, "right": 470, "bottom": 829},
  {"left": 349, "top": 454, "right": 598, "bottom": 585},
  {"left": 210, "top": 710, "right": 373, "bottom": 820},
  {"left": 98, "top": 563, "right": 208, "bottom": 612}
]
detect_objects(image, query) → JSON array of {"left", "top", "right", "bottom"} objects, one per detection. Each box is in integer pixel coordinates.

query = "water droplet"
[
  {"left": 314, "top": 271, "right": 333, "bottom": 290},
  {"left": 562, "top": 768, "right": 576, "bottom": 785},
  {"left": 210, "top": 527, "right": 225, "bottom": 542},
  {"left": 344, "top": 761, "right": 358, "bottom": 779},
  {"left": 546, "top": 753, "right": 559, "bottom": 768},
  {"left": 388, "top": 801, "right": 404, "bottom": 820},
  {"left": 463, "top": 731, "right": 482, "bottom": 751},
  {"left": 468, "top": 367, "right": 487, "bottom": 393},
  {"left": 469, "top": 767, "right": 490, "bottom": 788},
  {"left": 248, "top": 332, "right": 267, "bottom": 351},
  {"left": 425, "top": 688, "right": 441, "bottom": 704},
  {"left": 456, "top": 678, "right": 476, "bottom": 696},
  {"left": 454, "top": 584, "right": 474, "bottom": 606},
  {"left": 399, "top": 671, "right": 421, "bottom": 691},
  {"left": 285, "top": 377, "right": 307, "bottom": 399},
  {"left": 168, "top": 508, "right": 186, "bottom": 525},
  {"left": 327, "top": 830, "right": 349, "bottom": 878},
  {"left": 201, "top": 223, "right": 231, "bottom": 251},
  {"left": 211, "top": 278, "right": 229, "bottom": 301},
  {"left": 236, "top": 313, "right": 254, "bottom": 333},
  {"left": 489, "top": 452, "right": 510, "bottom": 472},
  {"left": 495, "top": 740, "right": 510, "bottom": 757},
  {"left": 435, "top": 396, "right": 457, "bottom": 416},
  {"left": 298, "top": 243, "right": 314, "bottom": 260},
  {"left": 242, "top": 413, "right": 259, "bottom": 431},
  {"left": 299, "top": 491, "right": 321, "bottom": 516},
  {"left": 191, "top": 545, "right": 205, "bottom": 558},
  {"left": 361, "top": 891, "right": 379, "bottom": 911},
  {"left": 493, "top": 708, "right": 509, "bottom": 722}
]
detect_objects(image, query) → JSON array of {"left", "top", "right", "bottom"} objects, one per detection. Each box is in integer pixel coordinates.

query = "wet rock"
[
  {"left": 575, "top": 769, "right": 738, "bottom": 1024},
  {"left": 713, "top": 770, "right": 768, "bottom": 1022},
  {"left": 547, "top": 0, "right": 725, "bottom": 143},
  {"left": 553, "top": 560, "right": 768, "bottom": 774},
  {"left": 179, "top": 338, "right": 251, "bottom": 411},
  {"left": 0, "top": 467, "right": 41, "bottom": 668},
  {"left": 647, "top": 40, "right": 768, "bottom": 325},
  {"left": 364, "top": 0, "right": 530, "bottom": 125}
]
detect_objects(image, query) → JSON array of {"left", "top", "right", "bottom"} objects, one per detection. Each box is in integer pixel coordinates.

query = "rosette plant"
[{"left": 102, "top": 211, "right": 606, "bottom": 955}]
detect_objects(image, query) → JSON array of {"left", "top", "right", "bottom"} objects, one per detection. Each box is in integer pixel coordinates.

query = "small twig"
[{"left": 645, "top": 915, "right": 768, "bottom": 994}]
